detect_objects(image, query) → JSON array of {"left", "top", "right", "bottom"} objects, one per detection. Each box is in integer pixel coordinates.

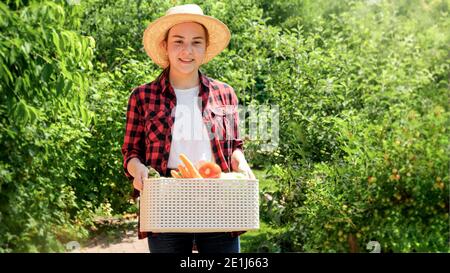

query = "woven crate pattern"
[{"left": 139, "top": 178, "right": 259, "bottom": 232}]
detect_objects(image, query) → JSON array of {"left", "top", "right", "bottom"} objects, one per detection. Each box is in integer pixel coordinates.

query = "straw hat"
[{"left": 143, "top": 4, "right": 231, "bottom": 68}]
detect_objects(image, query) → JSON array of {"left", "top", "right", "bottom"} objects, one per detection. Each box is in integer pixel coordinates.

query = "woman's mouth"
[{"left": 179, "top": 58, "right": 194, "bottom": 64}]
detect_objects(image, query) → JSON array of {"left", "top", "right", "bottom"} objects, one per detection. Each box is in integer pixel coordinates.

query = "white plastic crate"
[{"left": 139, "top": 178, "right": 260, "bottom": 232}]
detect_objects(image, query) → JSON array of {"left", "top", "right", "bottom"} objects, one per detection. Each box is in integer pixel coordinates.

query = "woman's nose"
[{"left": 181, "top": 43, "right": 193, "bottom": 54}]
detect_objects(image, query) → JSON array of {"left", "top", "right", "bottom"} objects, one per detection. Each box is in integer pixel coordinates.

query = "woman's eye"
[{"left": 174, "top": 40, "right": 182, "bottom": 44}]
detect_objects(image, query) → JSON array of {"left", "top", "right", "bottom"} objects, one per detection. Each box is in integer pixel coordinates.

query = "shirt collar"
[{"left": 158, "top": 67, "right": 210, "bottom": 94}]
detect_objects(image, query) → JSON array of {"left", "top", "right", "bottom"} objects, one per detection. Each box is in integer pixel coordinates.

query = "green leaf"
[
  {"left": 65, "top": 79, "right": 73, "bottom": 92},
  {"left": 87, "top": 36, "right": 96, "bottom": 49},
  {"left": 41, "top": 63, "right": 54, "bottom": 83},
  {"left": 56, "top": 76, "right": 65, "bottom": 95},
  {"left": 14, "top": 100, "right": 29, "bottom": 125},
  {"left": 28, "top": 106, "right": 38, "bottom": 124},
  {"left": 51, "top": 30, "right": 63, "bottom": 54},
  {"left": 81, "top": 107, "right": 88, "bottom": 125},
  {"left": 21, "top": 42, "right": 31, "bottom": 55},
  {"left": 1, "top": 63, "right": 13, "bottom": 85}
]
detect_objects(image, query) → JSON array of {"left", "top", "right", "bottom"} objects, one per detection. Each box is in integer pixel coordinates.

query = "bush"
[
  {"left": 257, "top": 0, "right": 449, "bottom": 252},
  {"left": 0, "top": 0, "right": 96, "bottom": 251}
]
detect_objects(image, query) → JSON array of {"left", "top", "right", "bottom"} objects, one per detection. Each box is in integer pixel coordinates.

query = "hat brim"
[{"left": 143, "top": 13, "right": 231, "bottom": 68}]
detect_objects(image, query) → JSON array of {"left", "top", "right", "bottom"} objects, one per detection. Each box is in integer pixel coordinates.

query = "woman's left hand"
[{"left": 231, "top": 150, "right": 256, "bottom": 179}]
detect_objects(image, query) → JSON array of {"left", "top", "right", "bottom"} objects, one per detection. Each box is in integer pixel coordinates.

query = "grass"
[
  {"left": 253, "top": 168, "right": 277, "bottom": 192},
  {"left": 240, "top": 222, "right": 285, "bottom": 253}
]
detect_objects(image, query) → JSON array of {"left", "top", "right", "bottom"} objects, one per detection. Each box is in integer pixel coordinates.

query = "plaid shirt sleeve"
[
  {"left": 230, "top": 86, "right": 244, "bottom": 153},
  {"left": 121, "top": 88, "right": 146, "bottom": 180}
]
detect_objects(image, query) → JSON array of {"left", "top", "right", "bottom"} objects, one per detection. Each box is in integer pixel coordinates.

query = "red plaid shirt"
[{"left": 122, "top": 68, "right": 245, "bottom": 239}]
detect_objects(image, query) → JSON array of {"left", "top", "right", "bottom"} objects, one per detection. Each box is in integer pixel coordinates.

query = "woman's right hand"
[
  {"left": 133, "top": 164, "right": 148, "bottom": 192},
  {"left": 127, "top": 158, "right": 149, "bottom": 192}
]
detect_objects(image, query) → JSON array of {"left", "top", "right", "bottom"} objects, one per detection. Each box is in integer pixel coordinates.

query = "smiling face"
[{"left": 162, "top": 22, "right": 208, "bottom": 76}]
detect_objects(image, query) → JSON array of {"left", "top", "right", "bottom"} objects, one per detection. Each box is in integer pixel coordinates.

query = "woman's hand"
[
  {"left": 127, "top": 158, "right": 149, "bottom": 192},
  {"left": 231, "top": 149, "right": 256, "bottom": 179}
]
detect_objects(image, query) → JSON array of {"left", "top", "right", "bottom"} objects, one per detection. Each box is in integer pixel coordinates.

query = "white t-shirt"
[{"left": 167, "top": 85, "right": 214, "bottom": 169}]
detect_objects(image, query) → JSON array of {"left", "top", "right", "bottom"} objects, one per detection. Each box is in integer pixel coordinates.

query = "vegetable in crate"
[
  {"left": 198, "top": 162, "right": 222, "bottom": 178},
  {"left": 147, "top": 166, "right": 160, "bottom": 178},
  {"left": 171, "top": 154, "right": 245, "bottom": 179},
  {"left": 179, "top": 154, "right": 202, "bottom": 178},
  {"left": 220, "top": 172, "right": 247, "bottom": 179},
  {"left": 178, "top": 164, "right": 192, "bottom": 178},
  {"left": 171, "top": 170, "right": 182, "bottom": 178}
]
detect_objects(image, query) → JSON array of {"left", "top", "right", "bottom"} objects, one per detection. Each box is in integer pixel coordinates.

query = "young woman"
[{"left": 121, "top": 4, "right": 255, "bottom": 253}]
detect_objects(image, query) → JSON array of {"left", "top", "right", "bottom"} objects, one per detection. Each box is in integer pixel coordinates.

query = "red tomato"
[{"left": 198, "top": 162, "right": 222, "bottom": 178}]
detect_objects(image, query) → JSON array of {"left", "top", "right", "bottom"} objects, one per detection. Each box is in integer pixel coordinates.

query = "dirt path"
[
  {"left": 67, "top": 215, "right": 149, "bottom": 253},
  {"left": 78, "top": 230, "right": 149, "bottom": 253}
]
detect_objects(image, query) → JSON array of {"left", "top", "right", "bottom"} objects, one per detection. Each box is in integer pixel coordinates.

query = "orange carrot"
[
  {"left": 198, "top": 162, "right": 222, "bottom": 178},
  {"left": 171, "top": 170, "right": 181, "bottom": 178},
  {"left": 179, "top": 154, "right": 202, "bottom": 178},
  {"left": 178, "top": 164, "right": 191, "bottom": 178}
]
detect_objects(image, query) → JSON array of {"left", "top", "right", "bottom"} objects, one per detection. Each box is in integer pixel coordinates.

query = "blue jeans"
[{"left": 147, "top": 232, "right": 240, "bottom": 253}]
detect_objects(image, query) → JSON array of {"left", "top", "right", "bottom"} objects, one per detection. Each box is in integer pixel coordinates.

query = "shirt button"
[
  {"left": 165, "top": 144, "right": 170, "bottom": 150},
  {"left": 162, "top": 161, "right": 167, "bottom": 170}
]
